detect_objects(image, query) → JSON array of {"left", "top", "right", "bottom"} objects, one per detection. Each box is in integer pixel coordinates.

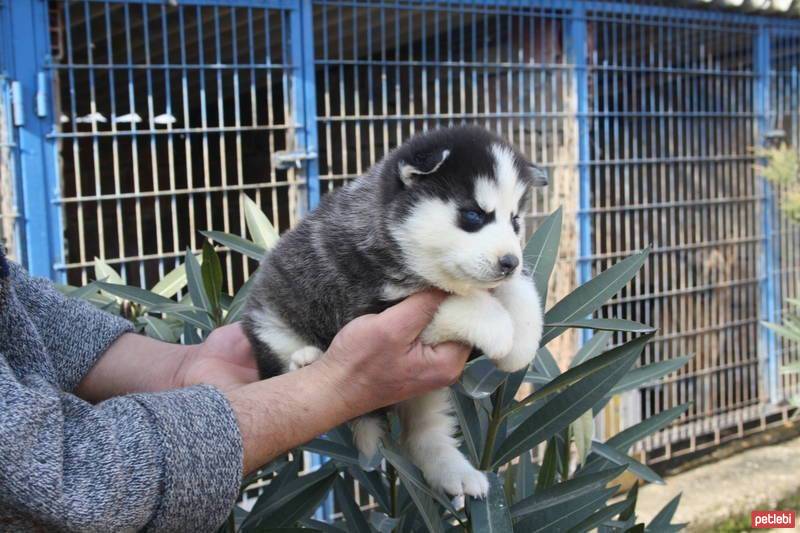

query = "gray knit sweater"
[{"left": 0, "top": 250, "right": 243, "bottom": 532}]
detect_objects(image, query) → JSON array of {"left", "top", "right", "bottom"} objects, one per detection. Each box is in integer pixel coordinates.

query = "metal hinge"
[
  {"left": 10, "top": 80, "right": 23, "bottom": 127},
  {"left": 271, "top": 149, "right": 318, "bottom": 170}
]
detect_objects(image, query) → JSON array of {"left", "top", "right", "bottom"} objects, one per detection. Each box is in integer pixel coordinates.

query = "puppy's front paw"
[
  {"left": 475, "top": 312, "right": 515, "bottom": 361},
  {"left": 288, "top": 346, "right": 323, "bottom": 371},
  {"left": 423, "top": 452, "right": 489, "bottom": 499}
]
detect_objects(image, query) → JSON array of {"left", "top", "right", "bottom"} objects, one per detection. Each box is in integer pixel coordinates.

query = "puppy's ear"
[
  {"left": 529, "top": 164, "right": 549, "bottom": 187},
  {"left": 398, "top": 149, "right": 450, "bottom": 187}
]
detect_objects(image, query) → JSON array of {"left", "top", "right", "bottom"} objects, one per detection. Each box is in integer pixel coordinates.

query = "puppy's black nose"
[{"left": 498, "top": 254, "right": 519, "bottom": 275}]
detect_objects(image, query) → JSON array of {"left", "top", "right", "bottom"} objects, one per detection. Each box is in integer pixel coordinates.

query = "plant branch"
[{"left": 479, "top": 382, "right": 506, "bottom": 471}]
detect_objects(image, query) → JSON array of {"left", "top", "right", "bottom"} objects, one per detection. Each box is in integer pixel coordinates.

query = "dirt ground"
[{"left": 635, "top": 434, "right": 800, "bottom": 531}]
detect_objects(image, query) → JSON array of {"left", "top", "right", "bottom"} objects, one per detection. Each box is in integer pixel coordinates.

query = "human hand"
[
  {"left": 176, "top": 323, "right": 260, "bottom": 391},
  {"left": 317, "top": 290, "right": 472, "bottom": 413}
]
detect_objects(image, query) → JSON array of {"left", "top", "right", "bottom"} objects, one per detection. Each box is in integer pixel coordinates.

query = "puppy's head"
[{"left": 387, "top": 126, "right": 548, "bottom": 294}]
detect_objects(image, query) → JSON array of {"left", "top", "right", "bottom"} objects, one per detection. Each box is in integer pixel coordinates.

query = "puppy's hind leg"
[
  {"left": 398, "top": 389, "right": 488, "bottom": 498},
  {"left": 243, "top": 302, "right": 317, "bottom": 377},
  {"left": 351, "top": 414, "right": 387, "bottom": 464}
]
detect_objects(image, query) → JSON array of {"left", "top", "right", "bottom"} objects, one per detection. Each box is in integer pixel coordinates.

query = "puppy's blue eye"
[{"left": 460, "top": 209, "right": 486, "bottom": 232}]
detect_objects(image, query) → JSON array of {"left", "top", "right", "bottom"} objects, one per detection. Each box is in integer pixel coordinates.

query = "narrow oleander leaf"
[
  {"left": 570, "top": 331, "right": 613, "bottom": 368},
  {"left": 244, "top": 457, "right": 301, "bottom": 519},
  {"left": 499, "top": 368, "right": 528, "bottom": 410},
  {"left": 456, "top": 358, "right": 508, "bottom": 399},
  {"left": 763, "top": 321, "right": 800, "bottom": 342},
  {"left": 523, "top": 207, "right": 562, "bottom": 301},
  {"left": 333, "top": 476, "right": 372, "bottom": 533},
  {"left": 514, "top": 450, "right": 538, "bottom": 503},
  {"left": 515, "top": 486, "right": 619, "bottom": 533},
  {"left": 224, "top": 274, "right": 255, "bottom": 324},
  {"left": 781, "top": 361, "right": 800, "bottom": 374},
  {"left": 606, "top": 403, "right": 689, "bottom": 452},
  {"left": 572, "top": 410, "right": 595, "bottom": 466},
  {"left": 619, "top": 483, "right": 639, "bottom": 522},
  {"left": 647, "top": 493, "right": 683, "bottom": 532},
  {"left": 243, "top": 195, "right": 280, "bottom": 250},
  {"left": 533, "top": 347, "right": 561, "bottom": 379},
  {"left": 94, "top": 281, "right": 175, "bottom": 309},
  {"left": 607, "top": 356, "right": 691, "bottom": 397},
  {"left": 535, "top": 438, "right": 558, "bottom": 494},
  {"left": 514, "top": 466, "right": 626, "bottom": 520},
  {"left": 467, "top": 473, "right": 513, "bottom": 533},
  {"left": 201, "top": 242, "right": 223, "bottom": 319},
  {"left": 93, "top": 257, "right": 125, "bottom": 285},
  {"left": 546, "top": 318, "right": 655, "bottom": 334},
  {"left": 541, "top": 249, "right": 649, "bottom": 346},
  {"left": 149, "top": 302, "right": 216, "bottom": 331},
  {"left": 378, "top": 441, "right": 462, "bottom": 520},
  {"left": 298, "top": 519, "right": 344, "bottom": 533},
  {"left": 449, "top": 387, "right": 484, "bottom": 465},
  {"left": 150, "top": 257, "right": 203, "bottom": 298},
  {"left": 591, "top": 441, "right": 664, "bottom": 485},
  {"left": 398, "top": 476, "right": 446, "bottom": 533},
  {"left": 567, "top": 500, "right": 630, "bottom": 533},
  {"left": 201, "top": 230, "right": 267, "bottom": 261},
  {"left": 138, "top": 315, "right": 178, "bottom": 343},
  {"left": 369, "top": 512, "right": 399, "bottom": 533},
  {"left": 65, "top": 280, "right": 104, "bottom": 300},
  {"left": 185, "top": 249, "right": 213, "bottom": 316},
  {"left": 494, "top": 334, "right": 650, "bottom": 468},
  {"left": 241, "top": 462, "right": 338, "bottom": 530},
  {"left": 301, "top": 438, "right": 360, "bottom": 466}
]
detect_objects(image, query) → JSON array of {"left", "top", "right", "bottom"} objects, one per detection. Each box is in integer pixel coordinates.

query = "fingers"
[
  {"left": 376, "top": 289, "right": 448, "bottom": 342},
  {"left": 426, "top": 341, "right": 471, "bottom": 385}
]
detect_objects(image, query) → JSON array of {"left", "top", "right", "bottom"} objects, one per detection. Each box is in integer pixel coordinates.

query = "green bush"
[
  {"left": 62, "top": 199, "right": 690, "bottom": 532},
  {"left": 764, "top": 298, "right": 800, "bottom": 415}
]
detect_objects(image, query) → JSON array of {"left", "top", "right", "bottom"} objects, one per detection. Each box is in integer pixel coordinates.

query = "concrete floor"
[{"left": 635, "top": 434, "right": 800, "bottom": 531}]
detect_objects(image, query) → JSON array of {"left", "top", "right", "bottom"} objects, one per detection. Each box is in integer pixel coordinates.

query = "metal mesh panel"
[
  {"left": 770, "top": 31, "right": 800, "bottom": 406},
  {"left": 48, "top": 1, "right": 298, "bottom": 291}
]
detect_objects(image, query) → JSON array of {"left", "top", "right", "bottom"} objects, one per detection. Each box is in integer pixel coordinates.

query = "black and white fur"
[{"left": 242, "top": 126, "right": 547, "bottom": 498}]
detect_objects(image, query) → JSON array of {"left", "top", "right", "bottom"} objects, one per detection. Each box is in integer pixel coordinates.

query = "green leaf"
[
  {"left": 515, "top": 466, "right": 626, "bottom": 520},
  {"left": 378, "top": 441, "right": 462, "bottom": 520},
  {"left": 507, "top": 334, "right": 654, "bottom": 422},
  {"left": 185, "top": 249, "right": 214, "bottom": 318},
  {"left": 499, "top": 368, "right": 528, "bottom": 409},
  {"left": 201, "top": 230, "right": 267, "bottom": 261},
  {"left": 369, "top": 512, "right": 399, "bottom": 533},
  {"left": 570, "top": 331, "right": 613, "bottom": 368},
  {"left": 201, "top": 242, "right": 223, "bottom": 319},
  {"left": 782, "top": 361, "right": 800, "bottom": 374},
  {"left": 647, "top": 493, "right": 682, "bottom": 532},
  {"left": 541, "top": 249, "right": 649, "bottom": 345},
  {"left": 245, "top": 457, "right": 301, "bottom": 519},
  {"left": 572, "top": 410, "right": 595, "bottom": 466},
  {"left": 523, "top": 207, "right": 562, "bottom": 301},
  {"left": 449, "top": 388, "right": 484, "bottom": 465},
  {"left": 241, "top": 462, "right": 338, "bottom": 530},
  {"left": 148, "top": 302, "right": 216, "bottom": 331},
  {"left": 591, "top": 441, "right": 664, "bottom": 485},
  {"left": 94, "top": 281, "right": 175, "bottom": 309},
  {"left": 456, "top": 358, "right": 508, "bottom": 399},
  {"left": 298, "top": 519, "right": 344, "bottom": 533},
  {"left": 535, "top": 439, "right": 558, "bottom": 494},
  {"left": 93, "top": 257, "right": 125, "bottom": 285},
  {"left": 533, "top": 347, "right": 561, "bottom": 379},
  {"left": 618, "top": 482, "right": 639, "bottom": 522},
  {"left": 333, "top": 476, "right": 371, "bottom": 533},
  {"left": 301, "top": 438, "right": 360, "bottom": 466},
  {"left": 138, "top": 316, "right": 178, "bottom": 343},
  {"left": 400, "top": 482, "right": 445, "bottom": 533},
  {"left": 514, "top": 451, "right": 537, "bottom": 503},
  {"left": 64, "top": 280, "right": 103, "bottom": 300},
  {"left": 607, "top": 356, "right": 691, "bottom": 397},
  {"left": 224, "top": 274, "right": 255, "bottom": 324},
  {"left": 567, "top": 500, "right": 630, "bottom": 533},
  {"left": 243, "top": 195, "right": 280, "bottom": 250},
  {"left": 763, "top": 321, "right": 800, "bottom": 342},
  {"left": 516, "top": 486, "right": 619, "bottom": 533},
  {"left": 467, "top": 473, "right": 513, "bottom": 533},
  {"left": 150, "top": 257, "right": 203, "bottom": 298},
  {"left": 493, "top": 334, "right": 650, "bottom": 468},
  {"left": 546, "top": 318, "right": 655, "bottom": 334}
]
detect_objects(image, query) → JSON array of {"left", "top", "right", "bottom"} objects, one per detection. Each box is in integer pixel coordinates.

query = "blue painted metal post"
[
  {"left": 290, "top": 0, "right": 321, "bottom": 214},
  {"left": 2, "top": 0, "right": 63, "bottom": 280},
  {"left": 566, "top": 6, "right": 592, "bottom": 343},
  {"left": 754, "top": 24, "right": 780, "bottom": 404},
  {"left": 290, "top": 0, "right": 330, "bottom": 521}
]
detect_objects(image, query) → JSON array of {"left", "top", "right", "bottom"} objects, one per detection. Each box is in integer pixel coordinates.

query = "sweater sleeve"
[
  {"left": 8, "top": 262, "right": 135, "bottom": 391},
  {"left": 0, "top": 358, "right": 243, "bottom": 532}
]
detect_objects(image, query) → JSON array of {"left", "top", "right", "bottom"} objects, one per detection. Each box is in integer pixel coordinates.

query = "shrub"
[{"left": 63, "top": 199, "right": 689, "bottom": 532}]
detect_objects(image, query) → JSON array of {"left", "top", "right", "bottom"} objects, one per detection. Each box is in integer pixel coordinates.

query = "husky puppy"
[{"left": 242, "top": 125, "right": 547, "bottom": 498}]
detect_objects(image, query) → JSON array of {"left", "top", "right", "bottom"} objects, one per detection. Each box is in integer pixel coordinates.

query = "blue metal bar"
[
  {"left": 754, "top": 24, "right": 780, "bottom": 404},
  {"left": 4, "top": 0, "right": 63, "bottom": 280},
  {"left": 566, "top": 6, "right": 592, "bottom": 344},
  {"left": 291, "top": 0, "right": 321, "bottom": 213}
]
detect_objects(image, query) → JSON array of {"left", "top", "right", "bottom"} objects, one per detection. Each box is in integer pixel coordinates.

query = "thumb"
[{"left": 377, "top": 290, "right": 447, "bottom": 342}]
